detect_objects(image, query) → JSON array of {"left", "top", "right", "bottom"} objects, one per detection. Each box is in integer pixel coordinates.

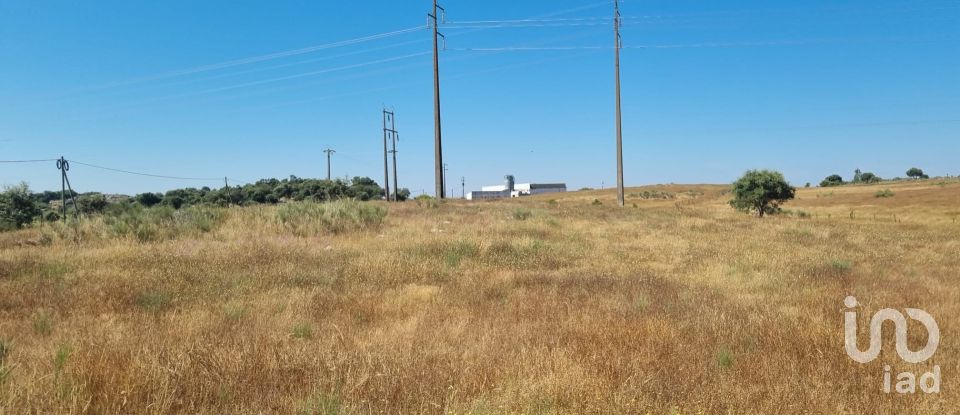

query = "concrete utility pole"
[
  {"left": 389, "top": 115, "right": 399, "bottom": 201},
  {"left": 323, "top": 148, "right": 336, "bottom": 180},
  {"left": 443, "top": 163, "right": 449, "bottom": 198},
  {"left": 382, "top": 109, "right": 393, "bottom": 200},
  {"left": 461, "top": 176, "right": 465, "bottom": 199},
  {"left": 429, "top": 0, "right": 446, "bottom": 199},
  {"left": 614, "top": 0, "right": 625, "bottom": 207}
]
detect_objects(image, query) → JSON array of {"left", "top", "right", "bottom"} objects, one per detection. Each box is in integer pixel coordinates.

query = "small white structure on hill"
[{"left": 466, "top": 175, "right": 566, "bottom": 200}]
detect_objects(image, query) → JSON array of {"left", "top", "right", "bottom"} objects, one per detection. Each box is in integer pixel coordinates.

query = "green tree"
[
  {"left": 0, "top": 183, "right": 42, "bottom": 230},
  {"left": 859, "top": 172, "right": 881, "bottom": 183},
  {"left": 906, "top": 167, "right": 929, "bottom": 180},
  {"left": 820, "top": 174, "right": 844, "bottom": 187},
  {"left": 135, "top": 192, "right": 163, "bottom": 207},
  {"left": 78, "top": 193, "right": 109, "bottom": 214},
  {"left": 348, "top": 177, "right": 384, "bottom": 201},
  {"left": 853, "top": 169, "right": 863, "bottom": 183},
  {"left": 729, "top": 170, "right": 796, "bottom": 217}
]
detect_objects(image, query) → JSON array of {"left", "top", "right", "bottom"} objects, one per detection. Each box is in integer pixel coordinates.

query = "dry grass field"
[{"left": 1, "top": 179, "right": 959, "bottom": 414}]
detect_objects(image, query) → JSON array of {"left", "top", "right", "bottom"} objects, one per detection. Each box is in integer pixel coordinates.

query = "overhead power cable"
[
  {"left": 67, "top": 160, "right": 224, "bottom": 182},
  {"left": 78, "top": 26, "right": 428, "bottom": 92},
  {"left": 0, "top": 159, "right": 59, "bottom": 164}
]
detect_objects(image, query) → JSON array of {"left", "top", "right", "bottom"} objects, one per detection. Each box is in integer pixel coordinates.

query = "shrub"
[
  {"left": 102, "top": 204, "right": 227, "bottom": 242},
  {"left": 0, "top": 183, "right": 41, "bottom": 230},
  {"left": 415, "top": 196, "right": 439, "bottom": 209},
  {"left": 874, "top": 189, "right": 895, "bottom": 198},
  {"left": 512, "top": 208, "right": 533, "bottom": 221},
  {"left": 630, "top": 190, "right": 675, "bottom": 200},
  {"left": 134, "top": 192, "right": 163, "bottom": 207},
  {"left": 277, "top": 200, "right": 386, "bottom": 236}
]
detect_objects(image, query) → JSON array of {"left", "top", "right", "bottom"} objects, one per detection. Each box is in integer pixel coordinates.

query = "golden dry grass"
[{"left": 1, "top": 179, "right": 959, "bottom": 414}]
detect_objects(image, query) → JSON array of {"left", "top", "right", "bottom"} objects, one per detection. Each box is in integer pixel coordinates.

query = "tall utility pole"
[
  {"left": 429, "top": 0, "right": 446, "bottom": 199},
  {"left": 383, "top": 109, "right": 399, "bottom": 201},
  {"left": 461, "top": 176, "right": 465, "bottom": 199},
  {"left": 382, "top": 109, "right": 394, "bottom": 201},
  {"left": 389, "top": 129, "right": 399, "bottom": 201},
  {"left": 614, "top": 0, "right": 625, "bottom": 207},
  {"left": 442, "top": 163, "right": 449, "bottom": 198},
  {"left": 323, "top": 148, "right": 336, "bottom": 180}
]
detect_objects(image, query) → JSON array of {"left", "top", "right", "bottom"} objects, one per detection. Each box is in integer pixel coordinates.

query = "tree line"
[
  {"left": 1, "top": 176, "right": 407, "bottom": 230},
  {"left": 819, "top": 167, "right": 930, "bottom": 187}
]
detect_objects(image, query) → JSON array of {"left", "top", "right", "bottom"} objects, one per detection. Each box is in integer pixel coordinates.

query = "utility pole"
[
  {"left": 442, "top": 163, "right": 449, "bottom": 198},
  {"left": 59, "top": 157, "right": 67, "bottom": 221},
  {"left": 382, "top": 109, "right": 393, "bottom": 201},
  {"left": 323, "top": 148, "right": 336, "bottom": 181},
  {"left": 614, "top": 0, "right": 625, "bottom": 207},
  {"left": 56, "top": 157, "right": 79, "bottom": 223},
  {"left": 461, "top": 176, "right": 465, "bottom": 199},
  {"left": 224, "top": 177, "right": 229, "bottom": 190},
  {"left": 429, "top": 0, "right": 446, "bottom": 199},
  {"left": 389, "top": 113, "right": 399, "bottom": 201}
]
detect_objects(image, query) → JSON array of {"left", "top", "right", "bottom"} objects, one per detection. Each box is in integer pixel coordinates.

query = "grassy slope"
[{"left": 1, "top": 179, "right": 959, "bottom": 414}]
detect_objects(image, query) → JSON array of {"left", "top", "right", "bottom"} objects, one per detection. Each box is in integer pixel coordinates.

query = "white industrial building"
[{"left": 466, "top": 175, "right": 567, "bottom": 200}]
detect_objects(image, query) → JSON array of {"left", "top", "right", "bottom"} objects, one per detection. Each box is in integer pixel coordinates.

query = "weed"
[
  {"left": 444, "top": 240, "right": 480, "bottom": 268},
  {"left": 829, "top": 260, "right": 853, "bottom": 275},
  {"left": 277, "top": 200, "right": 386, "bottom": 236},
  {"left": 511, "top": 208, "right": 533, "bottom": 221},
  {"left": 136, "top": 290, "right": 172, "bottom": 314},
  {"left": 0, "top": 339, "right": 10, "bottom": 366},
  {"left": 591, "top": 199, "right": 602, "bottom": 206},
  {"left": 223, "top": 303, "right": 248, "bottom": 324},
  {"left": 629, "top": 190, "right": 675, "bottom": 200},
  {"left": 291, "top": 323, "right": 314, "bottom": 340},
  {"left": 298, "top": 392, "right": 342, "bottom": 415},
  {"left": 716, "top": 348, "right": 734, "bottom": 369},
  {"left": 32, "top": 310, "right": 52, "bottom": 336},
  {"left": 874, "top": 189, "right": 895, "bottom": 198},
  {"left": 54, "top": 343, "right": 71, "bottom": 374}
]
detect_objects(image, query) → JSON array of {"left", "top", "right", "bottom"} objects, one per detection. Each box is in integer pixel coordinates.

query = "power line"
[
  {"left": 67, "top": 160, "right": 224, "bottom": 182},
  {"left": 75, "top": 26, "right": 428, "bottom": 93},
  {"left": 92, "top": 51, "right": 433, "bottom": 115},
  {"left": 0, "top": 159, "right": 58, "bottom": 164}
]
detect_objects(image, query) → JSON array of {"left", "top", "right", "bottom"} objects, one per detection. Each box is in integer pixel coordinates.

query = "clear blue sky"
[{"left": 1, "top": 0, "right": 958, "bottom": 195}]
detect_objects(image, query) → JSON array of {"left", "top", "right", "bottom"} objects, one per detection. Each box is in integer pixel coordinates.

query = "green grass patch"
[
  {"left": 291, "top": 323, "right": 314, "bottom": 340},
  {"left": 277, "top": 200, "right": 386, "bottom": 236}
]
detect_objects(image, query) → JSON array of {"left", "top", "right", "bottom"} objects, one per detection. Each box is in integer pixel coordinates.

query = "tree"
[
  {"left": 135, "top": 192, "right": 163, "bottom": 207},
  {"left": 859, "top": 172, "right": 881, "bottom": 183},
  {"left": 347, "top": 177, "right": 383, "bottom": 201},
  {"left": 0, "top": 183, "right": 41, "bottom": 230},
  {"left": 78, "top": 193, "right": 109, "bottom": 214},
  {"left": 729, "top": 170, "right": 796, "bottom": 217},
  {"left": 906, "top": 168, "right": 929, "bottom": 180},
  {"left": 820, "top": 174, "right": 844, "bottom": 187},
  {"left": 853, "top": 169, "right": 863, "bottom": 183}
]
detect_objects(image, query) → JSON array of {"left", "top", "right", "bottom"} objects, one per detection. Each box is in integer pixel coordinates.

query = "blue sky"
[{"left": 1, "top": 0, "right": 957, "bottom": 196}]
